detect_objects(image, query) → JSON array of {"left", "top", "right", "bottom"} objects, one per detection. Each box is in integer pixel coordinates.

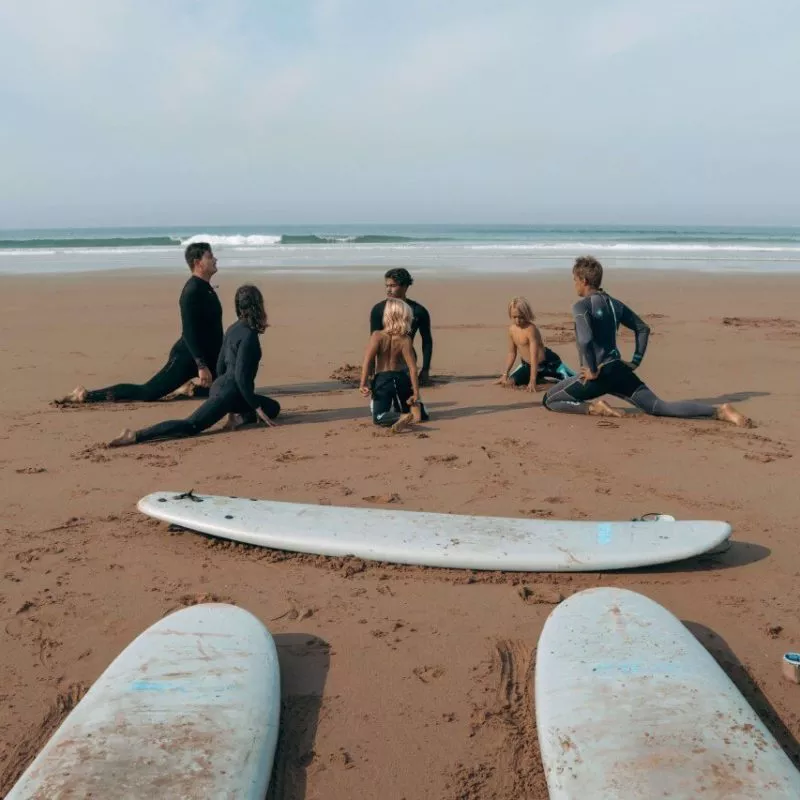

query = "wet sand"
[{"left": 1, "top": 269, "right": 799, "bottom": 798}]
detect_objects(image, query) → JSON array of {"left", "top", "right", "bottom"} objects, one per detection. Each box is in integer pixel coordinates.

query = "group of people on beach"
[{"left": 59, "top": 241, "right": 751, "bottom": 444}]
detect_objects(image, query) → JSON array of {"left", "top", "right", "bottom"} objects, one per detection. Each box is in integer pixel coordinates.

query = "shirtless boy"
[
  {"left": 360, "top": 298, "right": 422, "bottom": 433},
  {"left": 495, "top": 296, "right": 575, "bottom": 392}
]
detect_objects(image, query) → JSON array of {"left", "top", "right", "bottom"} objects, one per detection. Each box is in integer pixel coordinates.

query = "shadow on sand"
[
  {"left": 686, "top": 390, "right": 771, "bottom": 405},
  {"left": 684, "top": 621, "right": 800, "bottom": 769},
  {"left": 623, "top": 541, "right": 771, "bottom": 575},
  {"left": 267, "top": 633, "right": 330, "bottom": 800},
  {"left": 261, "top": 373, "right": 501, "bottom": 397}
]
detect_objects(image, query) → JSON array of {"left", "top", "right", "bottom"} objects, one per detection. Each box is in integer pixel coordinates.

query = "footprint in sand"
[
  {"left": 362, "top": 493, "right": 402, "bottom": 504},
  {"left": 413, "top": 665, "right": 446, "bottom": 683}
]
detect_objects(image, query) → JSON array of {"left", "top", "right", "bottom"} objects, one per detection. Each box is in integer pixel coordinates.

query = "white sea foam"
[
  {"left": 180, "top": 234, "right": 282, "bottom": 247},
  {"left": 468, "top": 242, "right": 800, "bottom": 253}
]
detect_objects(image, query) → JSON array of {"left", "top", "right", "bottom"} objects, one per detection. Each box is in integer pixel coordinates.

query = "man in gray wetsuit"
[{"left": 542, "top": 256, "right": 751, "bottom": 426}]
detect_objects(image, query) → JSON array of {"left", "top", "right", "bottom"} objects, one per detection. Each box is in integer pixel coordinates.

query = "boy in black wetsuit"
[
  {"left": 542, "top": 256, "right": 751, "bottom": 426},
  {"left": 62, "top": 242, "right": 223, "bottom": 404},
  {"left": 109, "top": 285, "right": 279, "bottom": 446}
]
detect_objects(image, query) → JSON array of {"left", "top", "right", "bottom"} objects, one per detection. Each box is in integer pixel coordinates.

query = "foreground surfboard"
[
  {"left": 137, "top": 491, "right": 731, "bottom": 571},
  {"left": 6, "top": 604, "right": 280, "bottom": 800},
  {"left": 536, "top": 588, "right": 800, "bottom": 798}
]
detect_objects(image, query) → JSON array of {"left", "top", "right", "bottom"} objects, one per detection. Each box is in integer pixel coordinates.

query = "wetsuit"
[
  {"left": 508, "top": 347, "right": 575, "bottom": 386},
  {"left": 83, "top": 276, "right": 223, "bottom": 402},
  {"left": 370, "top": 371, "right": 415, "bottom": 426},
  {"left": 543, "top": 291, "right": 716, "bottom": 418},
  {"left": 132, "top": 319, "right": 280, "bottom": 443},
  {"left": 370, "top": 298, "right": 432, "bottom": 420}
]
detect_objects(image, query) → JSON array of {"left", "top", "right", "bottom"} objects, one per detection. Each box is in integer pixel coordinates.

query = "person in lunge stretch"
[
  {"left": 495, "top": 297, "right": 575, "bottom": 392},
  {"left": 62, "top": 242, "right": 223, "bottom": 404},
  {"left": 108, "top": 285, "right": 279, "bottom": 446},
  {"left": 370, "top": 268, "right": 433, "bottom": 386},
  {"left": 360, "top": 299, "right": 422, "bottom": 434},
  {"left": 541, "top": 256, "right": 752, "bottom": 426}
]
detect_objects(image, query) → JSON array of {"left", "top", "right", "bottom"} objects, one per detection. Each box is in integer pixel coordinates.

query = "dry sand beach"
[{"left": 1, "top": 269, "right": 799, "bottom": 798}]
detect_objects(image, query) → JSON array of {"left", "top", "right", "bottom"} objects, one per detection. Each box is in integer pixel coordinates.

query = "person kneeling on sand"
[
  {"left": 495, "top": 296, "right": 575, "bottom": 392},
  {"left": 109, "top": 285, "right": 279, "bottom": 446},
  {"left": 62, "top": 242, "right": 223, "bottom": 404},
  {"left": 541, "top": 256, "right": 752, "bottom": 426},
  {"left": 359, "top": 299, "right": 423, "bottom": 433}
]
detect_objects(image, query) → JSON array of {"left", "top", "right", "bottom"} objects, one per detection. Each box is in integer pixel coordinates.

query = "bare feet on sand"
[
  {"left": 65, "top": 386, "right": 88, "bottom": 403},
  {"left": 222, "top": 413, "right": 246, "bottom": 431},
  {"left": 714, "top": 403, "right": 754, "bottom": 428},
  {"left": 165, "top": 379, "right": 198, "bottom": 400},
  {"left": 410, "top": 403, "right": 423, "bottom": 424},
  {"left": 391, "top": 413, "right": 414, "bottom": 434},
  {"left": 108, "top": 428, "right": 136, "bottom": 447},
  {"left": 587, "top": 399, "right": 624, "bottom": 418}
]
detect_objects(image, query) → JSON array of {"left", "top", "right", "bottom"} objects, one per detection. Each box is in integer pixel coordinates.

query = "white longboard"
[
  {"left": 536, "top": 588, "right": 800, "bottom": 798},
  {"left": 137, "top": 491, "right": 731, "bottom": 572},
  {"left": 6, "top": 604, "right": 280, "bottom": 800}
]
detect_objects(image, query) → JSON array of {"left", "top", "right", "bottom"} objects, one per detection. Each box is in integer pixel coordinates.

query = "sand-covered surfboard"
[
  {"left": 6, "top": 603, "right": 280, "bottom": 799},
  {"left": 137, "top": 491, "right": 731, "bottom": 571},
  {"left": 536, "top": 587, "right": 800, "bottom": 798}
]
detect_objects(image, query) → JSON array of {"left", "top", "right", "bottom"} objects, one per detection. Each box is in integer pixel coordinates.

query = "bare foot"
[
  {"left": 588, "top": 399, "right": 624, "bottom": 418},
  {"left": 223, "top": 413, "right": 246, "bottom": 431},
  {"left": 66, "top": 386, "right": 88, "bottom": 403},
  {"left": 410, "top": 403, "right": 423, "bottom": 423},
  {"left": 391, "top": 413, "right": 414, "bottom": 434},
  {"left": 715, "top": 403, "right": 754, "bottom": 428},
  {"left": 108, "top": 428, "right": 136, "bottom": 447},
  {"left": 165, "top": 379, "right": 198, "bottom": 400}
]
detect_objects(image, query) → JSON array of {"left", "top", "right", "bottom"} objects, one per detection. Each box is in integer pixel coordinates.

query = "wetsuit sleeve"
[
  {"left": 370, "top": 302, "right": 383, "bottom": 333},
  {"left": 617, "top": 301, "right": 651, "bottom": 366},
  {"left": 417, "top": 304, "right": 433, "bottom": 373},
  {"left": 180, "top": 282, "right": 209, "bottom": 369},
  {"left": 572, "top": 302, "right": 597, "bottom": 373},
  {"left": 234, "top": 331, "right": 261, "bottom": 410}
]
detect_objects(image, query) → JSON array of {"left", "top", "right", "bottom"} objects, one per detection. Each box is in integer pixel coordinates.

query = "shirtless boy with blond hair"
[
  {"left": 495, "top": 297, "right": 575, "bottom": 392},
  {"left": 360, "top": 299, "right": 422, "bottom": 433}
]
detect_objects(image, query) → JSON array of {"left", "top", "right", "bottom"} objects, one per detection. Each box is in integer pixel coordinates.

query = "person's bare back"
[{"left": 372, "top": 331, "right": 417, "bottom": 374}]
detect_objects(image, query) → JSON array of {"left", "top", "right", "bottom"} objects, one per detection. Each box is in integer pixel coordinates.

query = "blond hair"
[
  {"left": 508, "top": 296, "right": 535, "bottom": 324},
  {"left": 382, "top": 298, "right": 412, "bottom": 336}
]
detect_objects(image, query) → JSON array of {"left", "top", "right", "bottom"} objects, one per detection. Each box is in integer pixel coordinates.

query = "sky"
[{"left": 1, "top": 0, "right": 799, "bottom": 228}]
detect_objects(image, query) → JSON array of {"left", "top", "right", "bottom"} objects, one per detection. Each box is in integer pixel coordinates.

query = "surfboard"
[
  {"left": 6, "top": 603, "right": 280, "bottom": 799},
  {"left": 535, "top": 587, "right": 800, "bottom": 798},
  {"left": 137, "top": 491, "right": 731, "bottom": 571}
]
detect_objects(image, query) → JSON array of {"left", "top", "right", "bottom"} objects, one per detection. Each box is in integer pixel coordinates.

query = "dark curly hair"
[
  {"left": 235, "top": 285, "right": 267, "bottom": 333},
  {"left": 573, "top": 255, "right": 603, "bottom": 289},
  {"left": 384, "top": 267, "right": 413, "bottom": 287}
]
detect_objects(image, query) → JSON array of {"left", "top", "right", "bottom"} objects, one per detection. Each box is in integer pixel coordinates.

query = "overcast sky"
[{"left": 1, "top": 1, "right": 798, "bottom": 228}]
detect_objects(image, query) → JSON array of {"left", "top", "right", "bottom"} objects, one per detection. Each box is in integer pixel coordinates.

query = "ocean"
[{"left": 1, "top": 224, "right": 799, "bottom": 276}]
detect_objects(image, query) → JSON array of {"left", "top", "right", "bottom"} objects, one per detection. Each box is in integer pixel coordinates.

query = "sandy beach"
[{"left": 1, "top": 268, "right": 799, "bottom": 799}]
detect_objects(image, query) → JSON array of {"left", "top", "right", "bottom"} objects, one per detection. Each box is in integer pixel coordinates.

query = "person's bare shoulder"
[{"left": 530, "top": 323, "right": 545, "bottom": 346}]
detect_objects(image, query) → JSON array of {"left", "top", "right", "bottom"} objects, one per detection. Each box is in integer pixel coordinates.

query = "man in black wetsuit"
[
  {"left": 369, "top": 267, "right": 433, "bottom": 419},
  {"left": 64, "top": 242, "right": 223, "bottom": 404},
  {"left": 542, "top": 256, "right": 751, "bottom": 426},
  {"left": 370, "top": 268, "right": 433, "bottom": 385}
]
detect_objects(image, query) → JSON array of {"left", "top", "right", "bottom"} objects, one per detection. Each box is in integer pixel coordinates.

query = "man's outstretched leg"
[{"left": 627, "top": 385, "right": 752, "bottom": 427}]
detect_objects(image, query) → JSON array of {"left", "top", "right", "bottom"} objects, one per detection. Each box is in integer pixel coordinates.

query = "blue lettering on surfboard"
[{"left": 596, "top": 523, "right": 613, "bottom": 545}]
